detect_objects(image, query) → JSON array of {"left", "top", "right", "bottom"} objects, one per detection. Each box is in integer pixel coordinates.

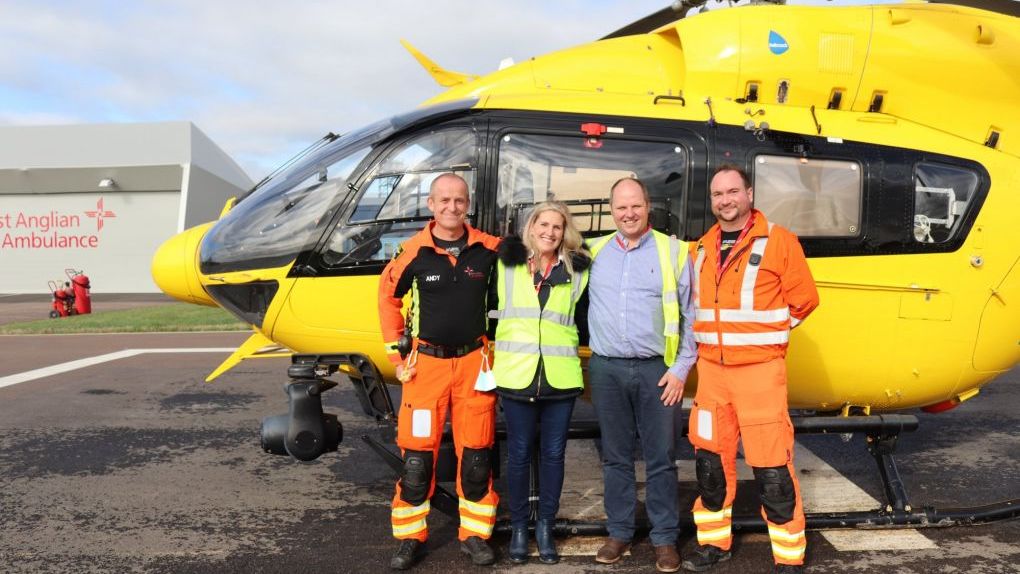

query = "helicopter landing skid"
[{"left": 294, "top": 353, "right": 1020, "bottom": 534}]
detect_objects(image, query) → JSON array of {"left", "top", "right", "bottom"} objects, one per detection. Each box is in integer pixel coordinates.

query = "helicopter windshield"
[{"left": 198, "top": 99, "right": 477, "bottom": 274}]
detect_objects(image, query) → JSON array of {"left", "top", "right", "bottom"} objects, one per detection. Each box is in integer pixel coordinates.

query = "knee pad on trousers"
[
  {"left": 753, "top": 466, "right": 796, "bottom": 524},
  {"left": 461, "top": 447, "right": 491, "bottom": 501},
  {"left": 695, "top": 450, "right": 727, "bottom": 511},
  {"left": 400, "top": 450, "right": 434, "bottom": 506}
]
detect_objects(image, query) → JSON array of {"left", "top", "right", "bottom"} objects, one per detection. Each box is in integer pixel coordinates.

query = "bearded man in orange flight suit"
[{"left": 683, "top": 165, "right": 819, "bottom": 574}]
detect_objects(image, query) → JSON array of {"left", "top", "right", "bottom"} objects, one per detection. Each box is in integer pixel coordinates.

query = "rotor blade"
[{"left": 601, "top": 1, "right": 701, "bottom": 40}]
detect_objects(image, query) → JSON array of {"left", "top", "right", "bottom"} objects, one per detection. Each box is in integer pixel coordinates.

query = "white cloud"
[
  {"left": 0, "top": 1, "right": 669, "bottom": 177},
  {"left": 0, "top": 0, "right": 899, "bottom": 178}
]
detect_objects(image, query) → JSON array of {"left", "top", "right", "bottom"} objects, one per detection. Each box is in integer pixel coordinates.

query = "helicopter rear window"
[
  {"left": 752, "top": 155, "right": 862, "bottom": 237},
  {"left": 912, "top": 162, "right": 979, "bottom": 244},
  {"left": 322, "top": 128, "right": 478, "bottom": 267},
  {"left": 495, "top": 133, "right": 687, "bottom": 237}
]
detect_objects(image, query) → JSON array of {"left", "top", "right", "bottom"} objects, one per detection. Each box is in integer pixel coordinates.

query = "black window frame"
[
  {"left": 749, "top": 153, "right": 866, "bottom": 239},
  {"left": 481, "top": 111, "right": 709, "bottom": 242}
]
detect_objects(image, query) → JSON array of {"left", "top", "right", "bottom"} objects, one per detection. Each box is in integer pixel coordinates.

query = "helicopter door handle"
[{"left": 653, "top": 94, "right": 686, "bottom": 106}]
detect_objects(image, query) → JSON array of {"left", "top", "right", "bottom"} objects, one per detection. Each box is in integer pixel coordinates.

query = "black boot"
[
  {"left": 460, "top": 536, "right": 496, "bottom": 566},
  {"left": 508, "top": 526, "right": 529, "bottom": 564},
  {"left": 390, "top": 539, "right": 423, "bottom": 570},
  {"left": 535, "top": 518, "right": 559, "bottom": 564},
  {"left": 681, "top": 544, "right": 731, "bottom": 572}
]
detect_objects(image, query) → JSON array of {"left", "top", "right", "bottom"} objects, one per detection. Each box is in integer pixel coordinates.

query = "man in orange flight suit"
[
  {"left": 682, "top": 165, "right": 819, "bottom": 574},
  {"left": 378, "top": 173, "right": 501, "bottom": 570}
]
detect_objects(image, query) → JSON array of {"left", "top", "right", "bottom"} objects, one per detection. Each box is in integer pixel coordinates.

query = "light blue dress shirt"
[{"left": 588, "top": 230, "right": 697, "bottom": 380}]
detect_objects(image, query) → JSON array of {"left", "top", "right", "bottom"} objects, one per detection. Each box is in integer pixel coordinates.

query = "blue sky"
[{"left": 0, "top": 1, "right": 893, "bottom": 179}]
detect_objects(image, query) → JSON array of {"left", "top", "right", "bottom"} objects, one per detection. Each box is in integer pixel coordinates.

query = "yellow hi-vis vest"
[
  {"left": 589, "top": 230, "right": 689, "bottom": 367},
  {"left": 491, "top": 260, "right": 588, "bottom": 390}
]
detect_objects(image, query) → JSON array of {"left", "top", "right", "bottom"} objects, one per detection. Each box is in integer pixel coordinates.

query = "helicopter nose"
[{"left": 151, "top": 222, "right": 216, "bottom": 306}]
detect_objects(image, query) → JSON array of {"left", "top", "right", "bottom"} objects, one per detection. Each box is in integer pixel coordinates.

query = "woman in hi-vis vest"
[{"left": 491, "top": 201, "right": 590, "bottom": 564}]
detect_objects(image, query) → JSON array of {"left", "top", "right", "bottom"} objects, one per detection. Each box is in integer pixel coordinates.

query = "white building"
[{"left": 0, "top": 122, "right": 252, "bottom": 293}]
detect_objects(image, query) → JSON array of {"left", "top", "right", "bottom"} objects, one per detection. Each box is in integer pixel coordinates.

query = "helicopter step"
[{"left": 283, "top": 353, "right": 1020, "bottom": 533}]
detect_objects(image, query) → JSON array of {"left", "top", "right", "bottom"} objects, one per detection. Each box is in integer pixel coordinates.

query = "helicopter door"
[
  {"left": 493, "top": 131, "right": 689, "bottom": 239},
  {"left": 275, "top": 125, "right": 483, "bottom": 343}
]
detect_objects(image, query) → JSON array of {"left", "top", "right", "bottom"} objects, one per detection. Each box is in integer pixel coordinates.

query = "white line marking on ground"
[
  {"left": 554, "top": 438, "right": 936, "bottom": 553},
  {"left": 731, "top": 443, "right": 936, "bottom": 551},
  {"left": 0, "top": 348, "right": 236, "bottom": 389},
  {"left": 821, "top": 529, "right": 939, "bottom": 551},
  {"left": 556, "top": 536, "right": 630, "bottom": 558},
  {"left": 794, "top": 444, "right": 938, "bottom": 551},
  {"left": 795, "top": 443, "right": 883, "bottom": 512}
]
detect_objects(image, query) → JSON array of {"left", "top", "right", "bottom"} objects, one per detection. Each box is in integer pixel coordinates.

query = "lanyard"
[
  {"left": 533, "top": 258, "right": 555, "bottom": 292},
  {"left": 715, "top": 213, "right": 755, "bottom": 280},
  {"left": 615, "top": 225, "right": 652, "bottom": 251}
]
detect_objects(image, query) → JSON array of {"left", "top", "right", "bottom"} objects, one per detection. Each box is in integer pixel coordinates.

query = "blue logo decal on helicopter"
[{"left": 769, "top": 30, "right": 789, "bottom": 55}]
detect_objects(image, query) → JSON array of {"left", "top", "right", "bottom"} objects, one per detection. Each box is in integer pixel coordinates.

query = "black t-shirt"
[
  {"left": 432, "top": 234, "right": 467, "bottom": 258},
  {"left": 719, "top": 230, "right": 740, "bottom": 265},
  {"left": 395, "top": 236, "right": 496, "bottom": 347}
]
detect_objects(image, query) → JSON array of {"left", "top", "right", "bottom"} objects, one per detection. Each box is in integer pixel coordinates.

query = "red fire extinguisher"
[
  {"left": 48, "top": 280, "right": 72, "bottom": 318},
  {"left": 66, "top": 269, "right": 92, "bottom": 315}
]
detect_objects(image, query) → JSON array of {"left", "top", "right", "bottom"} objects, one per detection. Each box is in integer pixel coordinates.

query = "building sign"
[{"left": 0, "top": 198, "right": 116, "bottom": 250}]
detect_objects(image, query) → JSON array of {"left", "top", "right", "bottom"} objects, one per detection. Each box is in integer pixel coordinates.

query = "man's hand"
[
  {"left": 658, "top": 371, "right": 685, "bottom": 406},
  {"left": 396, "top": 364, "right": 417, "bottom": 383}
]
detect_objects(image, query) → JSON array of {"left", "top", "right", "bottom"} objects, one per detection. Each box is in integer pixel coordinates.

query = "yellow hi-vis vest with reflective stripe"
[
  {"left": 491, "top": 260, "right": 588, "bottom": 390},
  {"left": 589, "top": 230, "right": 689, "bottom": 367}
]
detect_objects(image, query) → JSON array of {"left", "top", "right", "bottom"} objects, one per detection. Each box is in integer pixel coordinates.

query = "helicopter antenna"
[{"left": 400, "top": 40, "right": 479, "bottom": 87}]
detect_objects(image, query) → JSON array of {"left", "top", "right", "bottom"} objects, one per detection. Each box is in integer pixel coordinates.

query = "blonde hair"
[{"left": 521, "top": 201, "right": 590, "bottom": 275}]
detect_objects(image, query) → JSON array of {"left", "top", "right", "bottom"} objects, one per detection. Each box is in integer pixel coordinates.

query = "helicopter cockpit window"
[
  {"left": 322, "top": 128, "right": 478, "bottom": 267},
  {"left": 199, "top": 140, "right": 374, "bottom": 274},
  {"left": 912, "top": 162, "right": 979, "bottom": 244},
  {"left": 495, "top": 133, "right": 686, "bottom": 237},
  {"left": 752, "top": 155, "right": 862, "bottom": 237}
]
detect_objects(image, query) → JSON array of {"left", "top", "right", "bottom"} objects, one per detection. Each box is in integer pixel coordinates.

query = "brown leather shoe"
[
  {"left": 655, "top": 544, "right": 681, "bottom": 572},
  {"left": 595, "top": 537, "right": 631, "bottom": 564}
]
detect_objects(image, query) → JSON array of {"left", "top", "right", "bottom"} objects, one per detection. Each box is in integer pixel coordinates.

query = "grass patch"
[{"left": 0, "top": 304, "right": 249, "bottom": 334}]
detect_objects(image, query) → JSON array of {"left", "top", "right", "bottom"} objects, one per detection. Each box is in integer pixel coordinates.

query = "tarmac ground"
[{"left": 0, "top": 322, "right": 1018, "bottom": 573}]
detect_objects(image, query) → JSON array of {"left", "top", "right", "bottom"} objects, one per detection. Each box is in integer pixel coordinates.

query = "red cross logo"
[{"left": 85, "top": 197, "right": 116, "bottom": 231}]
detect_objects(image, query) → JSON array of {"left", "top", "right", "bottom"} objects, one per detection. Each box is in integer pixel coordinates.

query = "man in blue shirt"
[{"left": 588, "top": 177, "right": 697, "bottom": 573}]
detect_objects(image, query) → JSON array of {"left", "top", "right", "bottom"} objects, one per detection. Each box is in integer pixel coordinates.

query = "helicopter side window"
[
  {"left": 912, "top": 162, "right": 979, "bottom": 244},
  {"left": 322, "top": 128, "right": 478, "bottom": 267},
  {"left": 752, "top": 155, "right": 862, "bottom": 237},
  {"left": 495, "top": 133, "right": 686, "bottom": 237}
]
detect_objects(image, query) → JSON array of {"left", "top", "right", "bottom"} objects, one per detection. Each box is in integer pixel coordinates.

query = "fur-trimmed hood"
[
  {"left": 498, "top": 235, "right": 530, "bottom": 266},
  {"left": 498, "top": 235, "right": 591, "bottom": 272}
]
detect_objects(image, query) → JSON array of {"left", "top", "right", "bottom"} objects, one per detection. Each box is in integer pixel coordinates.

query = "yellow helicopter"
[{"left": 152, "top": 0, "right": 1020, "bottom": 528}]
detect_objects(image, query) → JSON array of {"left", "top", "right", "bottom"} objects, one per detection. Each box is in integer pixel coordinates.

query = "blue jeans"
[
  {"left": 589, "top": 354, "right": 679, "bottom": 546},
  {"left": 501, "top": 396, "right": 576, "bottom": 528}
]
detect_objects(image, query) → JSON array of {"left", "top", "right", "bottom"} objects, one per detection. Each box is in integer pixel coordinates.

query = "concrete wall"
[
  {"left": 0, "top": 191, "right": 179, "bottom": 293},
  {"left": 182, "top": 165, "right": 244, "bottom": 230}
]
